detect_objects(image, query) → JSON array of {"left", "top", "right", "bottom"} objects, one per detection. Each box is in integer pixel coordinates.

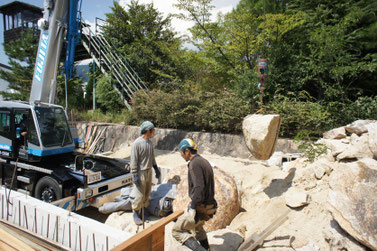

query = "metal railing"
[{"left": 80, "top": 21, "right": 148, "bottom": 109}]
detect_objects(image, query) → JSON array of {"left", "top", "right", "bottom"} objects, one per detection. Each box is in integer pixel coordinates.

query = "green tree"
[
  {"left": 0, "top": 32, "right": 38, "bottom": 100},
  {"left": 103, "top": 0, "right": 185, "bottom": 86},
  {"left": 96, "top": 75, "right": 124, "bottom": 112},
  {"left": 56, "top": 72, "right": 84, "bottom": 110},
  {"left": 276, "top": 0, "right": 377, "bottom": 101}
]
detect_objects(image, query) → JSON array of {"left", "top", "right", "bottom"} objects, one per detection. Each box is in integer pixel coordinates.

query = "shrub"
[
  {"left": 71, "top": 109, "right": 131, "bottom": 124},
  {"left": 326, "top": 96, "right": 377, "bottom": 128},
  {"left": 263, "top": 91, "right": 330, "bottom": 137},
  {"left": 130, "top": 89, "right": 252, "bottom": 133},
  {"left": 294, "top": 130, "right": 328, "bottom": 162}
]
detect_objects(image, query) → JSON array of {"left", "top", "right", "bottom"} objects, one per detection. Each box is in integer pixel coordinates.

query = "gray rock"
[
  {"left": 328, "top": 159, "right": 377, "bottom": 250},
  {"left": 345, "top": 120, "right": 376, "bottom": 135},
  {"left": 242, "top": 114, "right": 281, "bottom": 160},
  {"left": 323, "top": 127, "right": 346, "bottom": 139}
]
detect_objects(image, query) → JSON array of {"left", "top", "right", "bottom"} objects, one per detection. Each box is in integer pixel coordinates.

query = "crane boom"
[{"left": 29, "top": 0, "right": 80, "bottom": 105}]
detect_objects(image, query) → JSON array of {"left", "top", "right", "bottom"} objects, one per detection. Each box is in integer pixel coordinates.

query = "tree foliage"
[
  {"left": 103, "top": 0, "right": 186, "bottom": 85},
  {"left": 0, "top": 32, "right": 38, "bottom": 100}
]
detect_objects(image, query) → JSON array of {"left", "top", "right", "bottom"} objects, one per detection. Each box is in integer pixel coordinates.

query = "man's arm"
[
  {"left": 130, "top": 143, "right": 139, "bottom": 174},
  {"left": 189, "top": 165, "right": 205, "bottom": 209}
]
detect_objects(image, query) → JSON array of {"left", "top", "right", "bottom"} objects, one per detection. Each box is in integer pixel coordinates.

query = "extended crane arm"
[{"left": 29, "top": 0, "right": 81, "bottom": 105}]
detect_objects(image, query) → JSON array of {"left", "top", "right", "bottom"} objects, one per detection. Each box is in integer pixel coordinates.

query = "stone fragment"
[
  {"left": 285, "top": 187, "right": 310, "bottom": 208},
  {"left": 345, "top": 119, "right": 376, "bottom": 135},
  {"left": 323, "top": 127, "right": 346, "bottom": 139},
  {"left": 366, "top": 122, "right": 377, "bottom": 158},
  {"left": 167, "top": 164, "right": 240, "bottom": 232},
  {"left": 207, "top": 229, "right": 244, "bottom": 251},
  {"left": 314, "top": 166, "right": 326, "bottom": 179},
  {"left": 317, "top": 139, "right": 348, "bottom": 157},
  {"left": 336, "top": 134, "right": 373, "bottom": 160},
  {"left": 328, "top": 159, "right": 377, "bottom": 250},
  {"left": 242, "top": 114, "right": 281, "bottom": 160},
  {"left": 292, "top": 166, "right": 317, "bottom": 191}
]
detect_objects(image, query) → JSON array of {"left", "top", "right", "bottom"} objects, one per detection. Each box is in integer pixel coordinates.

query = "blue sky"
[{"left": 0, "top": 0, "right": 239, "bottom": 66}]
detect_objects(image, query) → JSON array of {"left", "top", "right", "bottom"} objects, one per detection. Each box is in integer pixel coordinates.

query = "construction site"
[{"left": 0, "top": 0, "right": 376, "bottom": 250}]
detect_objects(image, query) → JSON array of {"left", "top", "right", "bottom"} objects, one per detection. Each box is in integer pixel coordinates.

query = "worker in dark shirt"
[{"left": 172, "top": 139, "right": 217, "bottom": 251}]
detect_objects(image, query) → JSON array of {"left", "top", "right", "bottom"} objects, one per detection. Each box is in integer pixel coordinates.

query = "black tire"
[{"left": 34, "top": 176, "right": 62, "bottom": 203}]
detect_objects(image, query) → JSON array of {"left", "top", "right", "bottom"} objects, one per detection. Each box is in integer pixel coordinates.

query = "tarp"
[{"left": 99, "top": 184, "right": 176, "bottom": 216}]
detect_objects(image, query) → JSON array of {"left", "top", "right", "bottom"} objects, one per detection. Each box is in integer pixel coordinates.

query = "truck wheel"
[{"left": 35, "top": 176, "right": 62, "bottom": 203}]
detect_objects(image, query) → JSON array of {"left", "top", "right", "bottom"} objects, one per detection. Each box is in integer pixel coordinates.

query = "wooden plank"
[
  {"left": 0, "top": 240, "right": 18, "bottom": 251},
  {"left": 0, "top": 218, "right": 70, "bottom": 251},
  {"left": 111, "top": 210, "right": 184, "bottom": 251},
  {"left": 0, "top": 226, "right": 34, "bottom": 251}
]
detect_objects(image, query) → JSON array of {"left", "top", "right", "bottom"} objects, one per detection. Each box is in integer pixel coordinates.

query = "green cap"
[{"left": 140, "top": 121, "right": 154, "bottom": 134}]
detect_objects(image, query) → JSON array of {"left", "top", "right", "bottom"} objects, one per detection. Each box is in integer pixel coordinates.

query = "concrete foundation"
[{"left": 0, "top": 186, "right": 132, "bottom": 250}]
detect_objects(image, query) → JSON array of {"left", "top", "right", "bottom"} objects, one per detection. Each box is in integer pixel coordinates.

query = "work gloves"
[{"left": 153, "top": 165, "right": 161, "bottom": 179}]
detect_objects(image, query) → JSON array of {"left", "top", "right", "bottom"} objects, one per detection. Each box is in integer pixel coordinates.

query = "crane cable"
[{"left": 258, "top": 0, "right": 267, "bottom": 107}]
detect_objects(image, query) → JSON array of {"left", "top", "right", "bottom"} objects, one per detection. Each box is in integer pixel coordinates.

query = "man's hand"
[
  {"left": 153, "top": 165, "right": 161, "bottom": 179},
  {"left": 187, "top": 207, "right": 196, "bottom": 219}
]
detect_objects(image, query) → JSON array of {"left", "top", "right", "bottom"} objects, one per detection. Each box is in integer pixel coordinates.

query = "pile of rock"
[
  {"left": 319, "top": 120, "right": 377, "bottom": 250},
  {"left": 273, "top": 119, "right": 377, "bottom": 250}
]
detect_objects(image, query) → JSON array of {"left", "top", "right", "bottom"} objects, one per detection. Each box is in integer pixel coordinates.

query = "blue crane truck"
[{"left": 0, "top": 0, "right": 132, "bottom": 211}]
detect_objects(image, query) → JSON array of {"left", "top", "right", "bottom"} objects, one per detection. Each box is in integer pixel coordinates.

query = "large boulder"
[
  {"left": 242, "top": 114, "right": 281, "bottom": 160},
  {"left": 328, "top": 158, "right": 377, "bottom": 250},
  {"left": 166, "top": 164, "right": 240, "bottom": 232},
  {"left": 366, "top": 122, "right": 377, "bottom": 158}
]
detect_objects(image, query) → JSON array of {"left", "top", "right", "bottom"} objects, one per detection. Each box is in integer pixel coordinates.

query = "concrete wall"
[
  {"left": 0, "top": 187, "right": 132, "bottom": 250},
  {"left": 75, "top": 122, "right": 299, "bottom": 159}
]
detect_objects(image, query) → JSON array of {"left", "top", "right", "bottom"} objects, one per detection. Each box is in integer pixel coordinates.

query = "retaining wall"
[{"left": 75, "top": 122, "right": 299, "bottom": 159}]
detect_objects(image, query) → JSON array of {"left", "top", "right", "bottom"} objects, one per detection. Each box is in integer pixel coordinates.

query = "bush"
[
  {"left": 71, "top": 109, "right": 132, "bottom": 124},
  {"left": 263, "top": 91, "right": 330, "bottom": 137},
  {"left": 326, "top": 96, "right": 377, "bottom": 128},
  {"left": 130, "top": 89, "right": 253, "bottom": 133}
]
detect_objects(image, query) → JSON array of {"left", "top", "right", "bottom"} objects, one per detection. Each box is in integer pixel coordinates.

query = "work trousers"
[
  {"left": 172, "top": 211, "right": 207, "bottom": 244},
  {"left": 131, "top": 168, "right": 152, "bottom": 211}
]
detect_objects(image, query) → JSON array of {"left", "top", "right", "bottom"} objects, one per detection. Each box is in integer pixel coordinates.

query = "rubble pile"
[{"left": 106, "top": 119, "right": 377, "bottom": 251}]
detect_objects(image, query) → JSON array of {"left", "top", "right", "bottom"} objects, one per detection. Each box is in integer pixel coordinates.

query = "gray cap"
[{"left": 140, "top": 121, "right": 154, "bottom": 134}]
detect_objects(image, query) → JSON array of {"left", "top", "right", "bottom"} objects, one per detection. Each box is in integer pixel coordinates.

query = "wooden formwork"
[{"left": 112, "top": 210, "right": 184, "bottom": 251}]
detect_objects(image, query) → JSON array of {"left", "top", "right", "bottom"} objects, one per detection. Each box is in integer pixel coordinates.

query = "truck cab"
[
  {"left": 0, "top": 100, "right": 74, "bottom": 162},
  {"left": 0, "top": 100, "right": 132, "bottom": 209}
]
